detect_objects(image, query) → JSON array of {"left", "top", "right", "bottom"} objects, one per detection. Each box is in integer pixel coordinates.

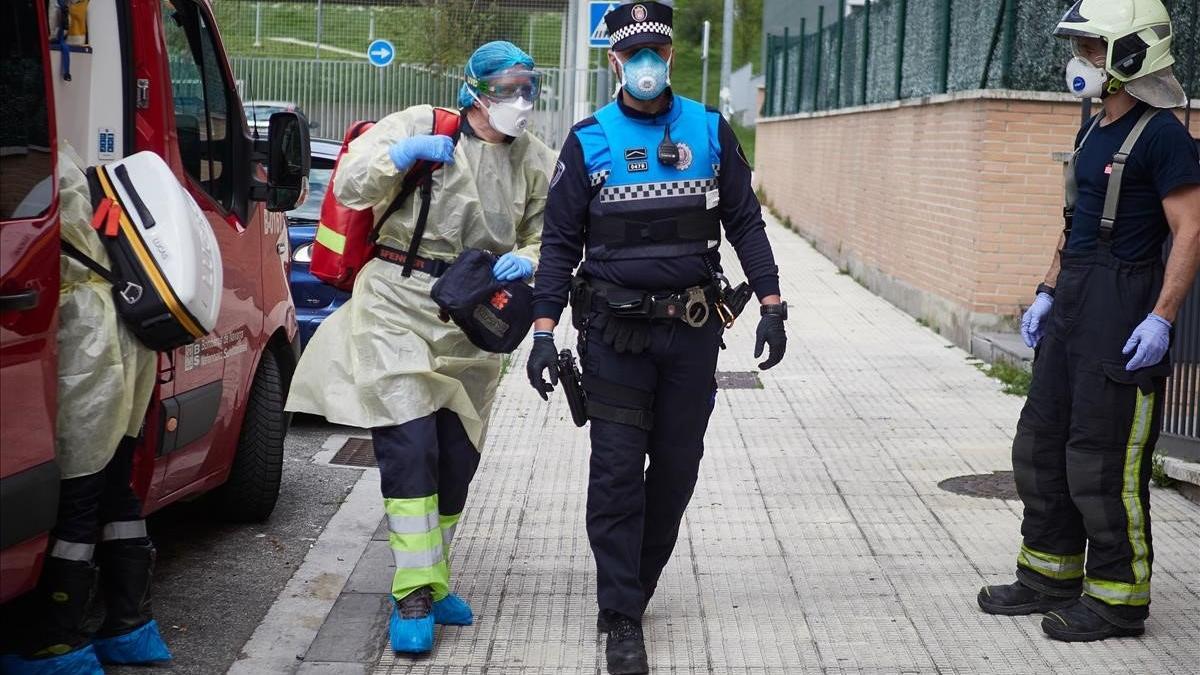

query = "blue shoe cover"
[
  {"left": 388, "top": 606, "right": 434, "bottom": 653},
  {"left": 432, "top": 594, "right": 473, "bottom": 626},
  {"left": 92, "top": 620, "right": 172, "bottom": 665},
  {"left": 0, "top": 645, "right": 104, "bottom": 675}
]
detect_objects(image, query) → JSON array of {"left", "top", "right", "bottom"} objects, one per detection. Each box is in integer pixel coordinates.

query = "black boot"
[
  {"left": 604, "top": 612, "right": 649, "bottom": 675},
  {"left": 977, "top": 580, "right": 1077, "bottom": 616},
  {"left": 93, "top": 541, "right": 172, "bottom": 663},
  {"left": 26, "top": 557, "right": 99, "bottom": 657},
  {"left": 1042, "top": 598, "right": 1146, "bottom": 642}
]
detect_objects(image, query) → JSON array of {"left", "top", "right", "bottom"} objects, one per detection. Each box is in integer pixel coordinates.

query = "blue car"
[{"left": 287, "top": 138, "right": 347, "bottom": 349}]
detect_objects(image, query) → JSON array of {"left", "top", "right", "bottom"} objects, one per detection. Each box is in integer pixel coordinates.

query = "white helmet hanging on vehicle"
[{"left": 1053, "top": 0, "right": 1187, "bottom": 108}]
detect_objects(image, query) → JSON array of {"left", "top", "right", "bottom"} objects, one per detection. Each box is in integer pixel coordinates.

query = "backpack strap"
[
  {"left": 369, "top": 108, "right": 463, "bottom": 277},
  {"left": 1063, "top": 112, "right": 1103, "bottom": 237},
  {"left": 61, "top": 239, "right": 118, "bottom": 285},
  {"left": 1098, "top": 107, "right": 1160, "bottom": 242}
]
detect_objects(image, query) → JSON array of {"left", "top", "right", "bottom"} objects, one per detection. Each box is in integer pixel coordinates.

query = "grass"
[
  {"left": 1151, "top": 452, "right": 1176, "bottom": 488},
  {"left": 976, "top": 360, "right": 1033, "bottom": 397}
]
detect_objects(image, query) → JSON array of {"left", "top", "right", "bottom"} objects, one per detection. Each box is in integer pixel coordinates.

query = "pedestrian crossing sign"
[{"left": 589, "top": 1, "right": 619, "bottom": 48}]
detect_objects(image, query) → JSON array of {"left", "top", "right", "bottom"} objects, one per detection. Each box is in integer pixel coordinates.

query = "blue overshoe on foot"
[
  {"left": 0, "top": 645, "right": 104, "bottom": 675},
  {"left": 432, "top": 594, "right": 473, "bottom": 626},
  {"left": 93, "top": 619, "right": 173, "bottom": 664},
  {"left": 389, "top": 606, "right": 434, "bottom": 653}
]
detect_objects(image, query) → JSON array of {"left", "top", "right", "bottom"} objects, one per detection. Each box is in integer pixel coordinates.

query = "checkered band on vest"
[
  {"left": 598, "top": 178, "right": 716, "bottom": 203},
  {"left": 589, "top": 169, "right": 611, "bottom": 187},
  {"left": 609, "top": 21, "right": 673, "bottom": 47}
]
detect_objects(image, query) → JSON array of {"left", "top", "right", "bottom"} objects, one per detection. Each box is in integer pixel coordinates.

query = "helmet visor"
[{"left": 467, "top": 67, "right": 543, "bottom": 102}]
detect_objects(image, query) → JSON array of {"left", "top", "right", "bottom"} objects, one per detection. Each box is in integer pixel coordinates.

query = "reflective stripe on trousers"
[
  {"left": 1017, "top": 544, "right": 1084, "bottom": 581},
  {"left": 385, "top": 496, "right": 448, "bottom": 601}
]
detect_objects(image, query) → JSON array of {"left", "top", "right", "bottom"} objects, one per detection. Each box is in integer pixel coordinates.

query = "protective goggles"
[{"left": 466, "top": 67, "right": 543, "bottom": 102}]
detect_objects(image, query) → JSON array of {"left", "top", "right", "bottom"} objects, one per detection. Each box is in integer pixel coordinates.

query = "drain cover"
[
  {"left": 938, "top": 471, "right": 1019, "bottom": 500},
  {"left": 329, "top": 437, "right": 377, "bottom": 468},
  {"left": 716, "top": 371, "right": 762, "bottom": 389}
]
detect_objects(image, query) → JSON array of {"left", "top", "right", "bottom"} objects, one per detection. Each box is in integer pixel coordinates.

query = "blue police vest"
[{"left": 576, "top": 95, "right": 723, "bottom": 261}]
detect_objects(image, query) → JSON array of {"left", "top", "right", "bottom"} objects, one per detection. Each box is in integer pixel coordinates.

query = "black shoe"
[
  {"left": 604, "top": 612, "right": 648, "bottom": 675},
  {"left": 96, "top": 541, "right": 157, "bottom": 637},
  {"left": 977, "top": 580, "right": 1076, "bottom": 616},
  {"left": 1042, "top": 600, "right": 1145, "bottom": 642}
]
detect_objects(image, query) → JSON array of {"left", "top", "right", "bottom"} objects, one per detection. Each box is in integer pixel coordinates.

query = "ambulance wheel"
[{"left": 211, "top": 349, "right": 285, "bottom": 522}]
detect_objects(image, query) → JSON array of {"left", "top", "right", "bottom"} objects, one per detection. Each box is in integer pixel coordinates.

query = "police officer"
[
  {"left": 978, "top": 0, "right": 1200, "bottom": 643},
  {"left": 525, "top": 3, "right": 785, "bottom": 672}
]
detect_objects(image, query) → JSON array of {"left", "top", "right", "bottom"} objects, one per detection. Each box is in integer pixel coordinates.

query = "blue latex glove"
[
  {"left": 1020, "top": 292, "right": 1054, "bottom": 349},
  {"left": 492, "top": 253, "right": 533, "bottom": 281},
  {"left": 1122, "top": 313, "right": 1171, "bottom": 371},
  {"left": 388, "top": 135, "right": 456, "bottom": 171}
]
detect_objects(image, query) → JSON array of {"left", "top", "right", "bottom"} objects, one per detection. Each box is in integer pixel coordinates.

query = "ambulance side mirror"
[{"left": 253, "top": 112, "right": 311, "bottom": 212}]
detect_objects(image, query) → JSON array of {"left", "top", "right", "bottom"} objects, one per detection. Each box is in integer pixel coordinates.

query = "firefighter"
[
  {"left": 524, "top": 3, "right": 786, "bottom": 672},
  {"left": 286, "top": 41, "right": 555, "bottom": 654},
  {"left": 978, "top": 0, "right": 1200, "bottom": 642}
]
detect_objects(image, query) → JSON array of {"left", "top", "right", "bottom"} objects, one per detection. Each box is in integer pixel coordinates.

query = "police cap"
[{"left": 605, "top": 2, "right": 673, "bottom": 52}]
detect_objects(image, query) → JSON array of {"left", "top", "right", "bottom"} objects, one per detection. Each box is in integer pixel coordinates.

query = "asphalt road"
[{"left": 108, "top": 416, "right": 359, "bottom": 675}]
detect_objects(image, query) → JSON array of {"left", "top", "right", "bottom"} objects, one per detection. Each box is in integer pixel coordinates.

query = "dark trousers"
[
  {"left": 1012, "top": 245, "right": 1168, "bottom": 622},
  {"left": 52, "top": 437, "right": 146, "bottom": 549},
  {"left": 371, "top": 409, "right": 481, "bottom": 601},
  {"left": 581, "top": 313, "right": 722, "bottom": 619}
]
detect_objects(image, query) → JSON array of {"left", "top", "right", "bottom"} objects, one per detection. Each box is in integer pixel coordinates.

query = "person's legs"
[
  {"left": 638, "top": 320, "right": 721, "bottom": 606},
  {"left": 372, "top": 416, "right": 445, "bottom": 652},
  {"left": 429, "top": 409, "right": 481, "bottom": 625}
]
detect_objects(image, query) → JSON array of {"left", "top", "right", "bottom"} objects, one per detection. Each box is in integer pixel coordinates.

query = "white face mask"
[
  {"left": 476, "top": 95, "right": 533, "bottom": 137},
  {"left": 1065, "top": 56, "right": 1108, "bottom": 99}
]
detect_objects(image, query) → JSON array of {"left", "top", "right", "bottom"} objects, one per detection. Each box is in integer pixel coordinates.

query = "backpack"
[{"left": 309, "top": 108, "right": 461, "bottom": 291}]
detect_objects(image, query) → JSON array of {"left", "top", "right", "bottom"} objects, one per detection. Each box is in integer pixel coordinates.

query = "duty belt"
[
  {"left": 580, "top": 278, "right": 722, "bottom": 328},
  {"left": 376, "top": 245, "right": 451, "bottom": 277}
]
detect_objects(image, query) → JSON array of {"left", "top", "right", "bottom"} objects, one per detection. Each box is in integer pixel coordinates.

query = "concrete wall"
[{"left": 755, "top": 90, "right": 1200, "bottom": 348}]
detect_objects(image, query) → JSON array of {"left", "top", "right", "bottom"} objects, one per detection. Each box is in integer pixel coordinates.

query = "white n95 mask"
[{"left": 1065, "top": 57, "right": 1108, "bottom": 99}]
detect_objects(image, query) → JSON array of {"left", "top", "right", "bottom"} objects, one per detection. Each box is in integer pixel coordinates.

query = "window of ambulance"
[
  {"left": 161, "top": 0, "right": 235, "bottom": 214},
  {"left": 0, "top": 2, "right": 54, "bottom": 222}
]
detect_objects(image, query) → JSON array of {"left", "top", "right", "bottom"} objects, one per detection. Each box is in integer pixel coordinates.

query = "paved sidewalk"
[{"left": 358, "top": 213, "right": 1199, "bottom": 674}]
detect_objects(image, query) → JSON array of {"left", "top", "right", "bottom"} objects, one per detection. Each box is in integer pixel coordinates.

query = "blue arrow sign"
[
  {"left": 367, "top": 39, "right": 395, "bottom": 68},
  {"left": 589, "top": 2, "right": 619, "bottom": 48}
]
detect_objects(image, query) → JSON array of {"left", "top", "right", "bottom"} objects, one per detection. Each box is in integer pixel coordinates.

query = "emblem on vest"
[
  {"left": 674, "top": 142, "right": 693, "bottom": 171},
  {"left": 632, "top": 4, "right": 648, "bottom": 22},
  {"left": 625, "top": 147, "right": 649, "bottom": 173}
]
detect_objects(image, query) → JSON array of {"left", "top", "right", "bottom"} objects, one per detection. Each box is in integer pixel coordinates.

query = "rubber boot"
[
  {"left": 604, "top": 611, "right": 649, "bottom": 675},
  {"left": 389, "top": 587, "right": 434, "bottom": 654},
  {"left": 977, "top": 580, "right": 1077, "bottom": 616},
  {"left": 91, "top": 542, "right": 172, "bottom": 664},
  {"left": 432, "top": 593, "right": 473, "bottom": 626},
  {"left": 0, "top": 557, "right": 104, "bottom": 674}
]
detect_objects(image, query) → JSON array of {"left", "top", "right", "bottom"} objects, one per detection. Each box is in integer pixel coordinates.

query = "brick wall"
[{"left": 755, "top": 91, "right": 1200, "bottom": 347}]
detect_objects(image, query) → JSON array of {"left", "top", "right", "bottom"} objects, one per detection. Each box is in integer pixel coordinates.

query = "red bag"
[{"left": 309, "top": 108, "right": 461, "bottom": 291}]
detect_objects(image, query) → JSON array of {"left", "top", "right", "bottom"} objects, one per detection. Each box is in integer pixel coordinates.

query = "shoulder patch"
[
  {"left": 736, "top": 144, "right": 751, "bottom": 169},
  {"left": 550, "top": 160, "right": 565, "bottom": 189}
]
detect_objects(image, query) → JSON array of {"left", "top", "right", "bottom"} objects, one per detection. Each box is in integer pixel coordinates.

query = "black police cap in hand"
[{"left": 605, "top": 2, "right": 673, "bottom": 52}]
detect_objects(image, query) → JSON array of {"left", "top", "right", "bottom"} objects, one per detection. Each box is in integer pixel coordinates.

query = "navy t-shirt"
[{"left": 1067, "top": 102, "right": 1200, "bottom": 261}]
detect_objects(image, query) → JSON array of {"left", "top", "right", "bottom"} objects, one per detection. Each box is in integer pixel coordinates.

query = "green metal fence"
[{"left": 763, "top": 0, "right": 1200, "bottom": 116}]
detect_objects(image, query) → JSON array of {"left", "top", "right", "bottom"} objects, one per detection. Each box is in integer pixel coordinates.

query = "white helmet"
[{"left": 1054, "top": 0, "right": 1186, "bottom": 107}]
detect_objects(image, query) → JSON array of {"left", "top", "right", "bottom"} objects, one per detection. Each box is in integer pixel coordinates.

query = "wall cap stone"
[{"left": 759, "top": 88, "right": 1200, "bottom": 124}]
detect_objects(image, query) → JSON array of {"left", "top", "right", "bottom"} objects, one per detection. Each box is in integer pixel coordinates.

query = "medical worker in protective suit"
[
  {"left": 286, "top": 41, "right": 554, "bottom": 654},
  {"left": 0, "top": 145, "right": 171, "bottom": 674},
  {"left": 526, "top": 3, "right": 785, "bottom": 673},
  {"left": 978, "top": 0, "right": 1200, "bottom": 642}
]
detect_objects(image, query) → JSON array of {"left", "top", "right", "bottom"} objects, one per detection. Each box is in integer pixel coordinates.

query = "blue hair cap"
[{"left": 458, "top": 40, "right": 536, "bottom": 108}]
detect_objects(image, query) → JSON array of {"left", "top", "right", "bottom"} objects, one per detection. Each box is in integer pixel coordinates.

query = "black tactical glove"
[
  {"left": 526, "top": 333, "right": 559, "bottom": 400},
  {"left": 595, "top": 313, "right": 650, "bottom": 355},
  {"left": 754, "top": 305, "right": 787, "bottom": 370}
]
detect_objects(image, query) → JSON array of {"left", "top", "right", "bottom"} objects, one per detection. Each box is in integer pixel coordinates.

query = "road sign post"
[
  {"left": 589, "top": 1, "right": 618, "bottom": 49},
  {"left": 367, "top": 39, "right": 395, "bottom": 68}
]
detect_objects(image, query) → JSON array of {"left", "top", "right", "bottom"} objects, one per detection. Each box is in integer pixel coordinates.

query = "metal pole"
[
  {"left": 936, "top": 0, "right": 952, "bottom": 94},
  {"left": 315, "top": 0, "right": 323, "bottom": 61},
  {"left": 701, "top": 20, "right": 711, "bottom": 106},
  {"left": 796, "top": 18, "right": 806, "bottom": 113},
  {"left": 254, "top": 1, "right": 262, "bottom": 48},
  {"left": 861, "top": 0, "right": 871, "bottom": 105},
  {"left": 835, "top": 0, "right": 845, "bottom": 108},
  {"left": 814, "top": 5, "right": 824, "bottom": 110},
  {"left": 720, "top": 0, "right": 734, "bottom": 115},
  {"left": 368, "top": 6, "right": 375, "bottom": 42},
  {"left": 574, "top": 0, "right": 591, "bottom": 122},
  {"left": 781, "top": 27, "right": 790, "bottom": 115},
  {"left": 1000, "top": 0, "right": 1017, "bottom": 88},
  {"left": 894, "top": 0, "right": 907, "bottom": 100}
]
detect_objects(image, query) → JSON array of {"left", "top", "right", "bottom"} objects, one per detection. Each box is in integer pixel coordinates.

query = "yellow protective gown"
[
  {"left": 285, "top": 105, "right": 554, "bottom": 449},
  {"left": 55, "top": 144, "right": 157, "bottom": 478}
]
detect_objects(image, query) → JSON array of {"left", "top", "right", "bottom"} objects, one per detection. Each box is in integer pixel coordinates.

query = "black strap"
[
  {"left": 402, "top": 178, "right": 435, "bottom": 277},
  {"left": 583, "top": 376, "right": 654, "bottom": 408},
  {"left": 585, "top": 399, "right": 654, "bottom": 431},
  {"left": 61, "top": 240, "right": 118, "bottom": 285}
]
